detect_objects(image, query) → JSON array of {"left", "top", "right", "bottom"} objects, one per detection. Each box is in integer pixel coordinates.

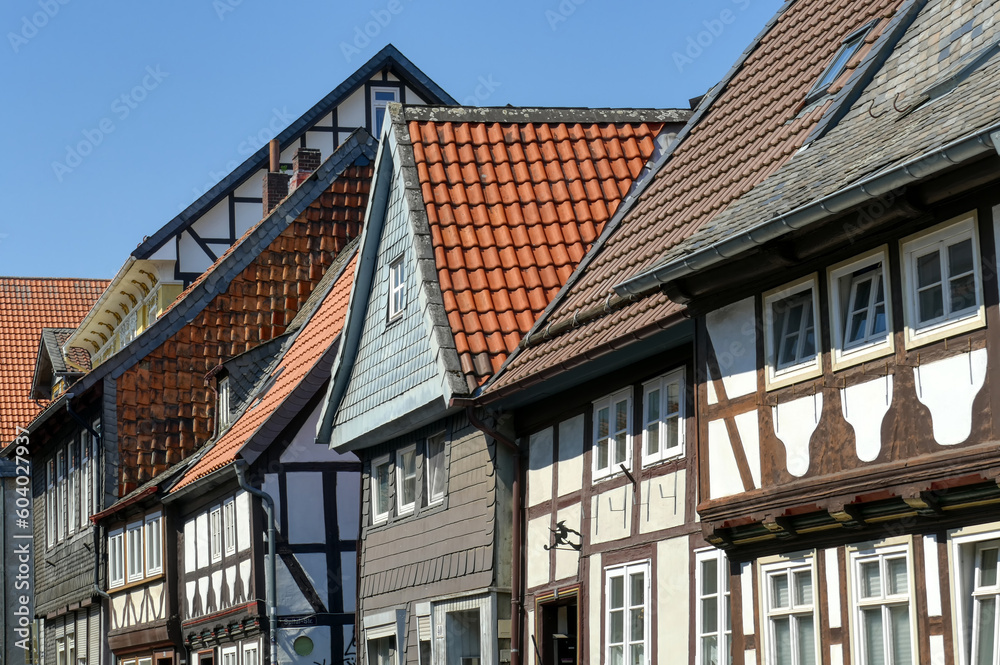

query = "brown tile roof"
[
  {"left": 0, "top": 278, "right": 108, "bottom": 442},
  {"left": 404, "top": 107, "right": 683, "bottom": 387},
  {"left": 485, "top": 0, "right": 906, "bottom": 395},
  {"left": 171, "top": 251, "right": 357, "bottom": 491},
  {"left": 114, "top": 163, "right": 372, "bottom": 495}
]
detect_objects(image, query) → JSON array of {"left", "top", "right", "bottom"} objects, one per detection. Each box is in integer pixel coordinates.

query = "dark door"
[{"left": 537, "top": 598, "right": 578, "bottom": 665}]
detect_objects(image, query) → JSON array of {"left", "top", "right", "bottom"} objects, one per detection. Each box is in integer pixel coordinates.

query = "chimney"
[
  {"left": 262, "top": 139, "right": 290, "bottom": 215},
  {"left": 290, "top": 147, "right": 322, "bottom": 191}
]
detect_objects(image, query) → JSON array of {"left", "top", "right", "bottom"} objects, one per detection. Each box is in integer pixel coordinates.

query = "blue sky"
[{"left": 0, "top": 0, "right": 781, "bottom": 279}]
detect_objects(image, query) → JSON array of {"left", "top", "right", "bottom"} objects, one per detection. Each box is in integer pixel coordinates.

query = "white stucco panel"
[
  {"left": 211, "top": 570, "right": 223, "bottom": 611},
  {"left": 841, "top": 376, "right": 893, "bottom": 462},
  {"left": 639, "top": 471, "right": 685, "bottom": 534},
  {"left": 276, "top": 558, "right": 311, "bottom": 615},
  {"left": 772, "top": 393, "right": 822, "bottom": 477},
  {"left": 914, "top": 348, "right": 987, "bottom": 446},
  {"left": 527, "top": 427, "right": 553, "bottom": 507},
  {"left": 236, "top": 490, "right": 251, "bottom": 552},
  {"left": 734, "top": 409, "right": 761, "bottom": 489},
  {"left": 557, "top": 415, "right": 585, "bottom": 497},
  {"left": 288, "top": 472, "right": 326, "bottom": 544},
  {"left": 279, "top": 626, "right": 331, "bottom": 665},
  {"left": 196, "top": 513, "right": 209, "bottom": 569},
  {"left": 239, "top": 560, "right": 252, "bottom": 604},
  {"left": 708, "top": 419, "right": 743, "bottom": 500},
  {"left": 111, "top": 594, "right": 126, "bottom": 630},
  {"left": 184, "top": 518, "right": 196, "bottom": 573},
  {"left": 526, "top": 516, "right": 551, "bottom": 589},
  {"left": 741, "top": 562, "right": 754, "bottom": 635},
  {"left": 197, "top": 576, "right": 210, "bottom": 614},
  {"left": 185, "top": 580, "right": 197, "bottom": 618},
  {"left": 705, "top": 297, "right": 757, "bottom": 399},
  {"left": 824, "top": 548, "right": 841, "bottom": 629},
  {"left": 656, "top": 538, "right": 689, "bottom": 648},
  {"left": 591, "top": 485, "right": 632, "bottom": 544},
  {"left": 554, "top": 504, "right": 582, "bottom": 581},
  {"left": 706, "top": 364, "right": 718, "bottom": 405}
]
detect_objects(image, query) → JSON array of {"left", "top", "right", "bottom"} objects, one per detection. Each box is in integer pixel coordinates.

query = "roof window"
[{"left": 806, "top": 21, "right": 876, "bottom": 103}]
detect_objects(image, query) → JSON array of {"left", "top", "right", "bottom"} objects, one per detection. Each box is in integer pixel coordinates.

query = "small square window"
[
  {"left": 396, "top": 445, "right": 417, "bottom": 515},
  {"left": 763, "top": 275, "right": 823, "bottom": 390},
  {"left": 593, "top": 388, "right": 632, "bottom": 481},
  {"left": 372, "top": 456, "right": 392, "bottom": 524},
  {"left": 642, "top": 370, "right": 685, "bottom": 467},
  {"left": 828, "top": 247, "right": 894, "bottom": 370},
  {"left": 901, "top": 214, "right": 984, "bottom": 347},
  {"left": 425, "top": 433, "right": 447, "bottom": 505},
  {"left": 388, "top": 256, "right": 406, "bottom": 320}
]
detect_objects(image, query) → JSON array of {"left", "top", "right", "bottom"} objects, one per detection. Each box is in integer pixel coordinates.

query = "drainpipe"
[
  {"left": 235, "top": 460, "right": 278, "bottom": 665},
  {"left": 466, "top": 407, "right": 521, "bottom": 665},
  {"left": 64, "top": 395, "right": 110, "bottom": 602}
]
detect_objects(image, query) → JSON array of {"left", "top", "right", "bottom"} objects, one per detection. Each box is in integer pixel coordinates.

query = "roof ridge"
[{"left": 402, "top": 105, "right": 690, "bottom": 124}]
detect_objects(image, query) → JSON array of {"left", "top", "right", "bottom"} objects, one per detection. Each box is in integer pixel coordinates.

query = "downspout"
[
  {"left": 466, "top": 407, "right": 521, "bottom": 665},
  {"left": 235, "top": 460, "right": 278, "bottom": 665},
  {"left": 64, "top": 396, "right": 110, "bottom": 602}
]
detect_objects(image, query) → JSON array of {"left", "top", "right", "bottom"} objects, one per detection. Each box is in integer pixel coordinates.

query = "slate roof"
[
  {"left": 634, "top": 0, "right": 1000, "bottom": 282},
  {"left": 483, "top": 0, "right": 908, "bottom": 395},
  {"left": 401, "top": 106, "right": 686, "bottom": 388},
  {"left": 133, "top": 44, "right": 455, "bottom": 259},
  {"left": 171, "top": 247, "right": 357, "bottom": 491},
  {"left": 0, "top": 278, "right": 108, "bottom": 442}
]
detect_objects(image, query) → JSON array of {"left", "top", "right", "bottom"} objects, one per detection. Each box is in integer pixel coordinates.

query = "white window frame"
[
  {"left": 126, "top": 520, "right": 144, "bottom": 583},
  {"left": 67, "top": 440, "right": 77, "bottom": 535},
  {"left": 388, "top": 255, "right": 406, "bottom": 320},
  {"left": 209, "top": 506, "right": 223, "bottom": 563},
  {"left": 372, "top": 455, "right": 392, "bottom": 524},
  {"left": 763, "top": 274, "right": 823, "bottom": 390},
  {"left": 144, "top": 512, "right": 162, "bottom": 576},
  {"left": 80, "top": 432, "right": 91, "bottom": 529},
  {"left": 108, "top": 528, "right": 125, "bottom": 588},
  {"left": 828, "top": 247, "right": 895, "bottom": 370},
  {"left": 371, "top": 86, "right": 400, "bottom": 137},
  {"left": 223, "top": 498, "right": 237, "bottom": 554},
  {"left": 761, "top": 557, "right": 819, "bottom": 665},
  {"left": 395, "top": 444, "right": 417, "bottom": 515},
  {"left": 243, "top": 641, "right": 261, "bottom": 665},
  {"left": 849, "top": 544, "right": 916, "bottom": 665},
  {"left": 366, "top": 633, "right": 398, "bottom": 665},
  {"left": 46, "top": 458, "right": 56, "bottom": 548},
  {"left": 57, "top": 447, "right": 67, "bottom": 541},
  {"left": 220, "top": 645, "right": 238, "bottom": 665},
  {"left": 806, "top": 20, "right": 876, "bottom": 102},
  {"left": 605, "top": 560, "right": 651, "bottom": 665},
  {"left": 592, "top": 387, "right": 632, "bottom": 481},
  {"left": 951, "top": 529, "right": 1000, "bottom": 665},
  {"left": 218, "top": 376, "right": 231, "bottom": 430},
  {"left": 425, "top": 432, "right": 447, "bottom": 505},
  {"left": 641, "top": 369, "right": 685, "bottom": 467},
  {"left": 696, "top": 548, "right": 732, "bottom": 665},
  {"left": 900, "top": 213, "right": 985, "bottom": 348}
]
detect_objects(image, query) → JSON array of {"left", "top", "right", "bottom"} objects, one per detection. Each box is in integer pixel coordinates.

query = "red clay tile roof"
[
  {"left": 485, "top": 0, "right": 905, "bottom": 395},
  {"left": 405, "top": 108, "right": 683, "bottom": 388},
  {"left": 172, "top": 252, "right": 357, "bottom": 490},
  {"left": 0, "top": 278, "right": 109, "bottom": 442},
  {"left": 115, "top": 163, "right": 372, "bottom": 495}
]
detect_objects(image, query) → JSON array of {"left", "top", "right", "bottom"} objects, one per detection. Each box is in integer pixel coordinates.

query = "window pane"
[
  {"left": 797, "top": 615, "right": 816, "bottom": 665},
  {"left": 426, "top": 435, "right": 446, "bottom": 501},
  {"left": 887, "top": 558, "right": 907, "bottom": 595},
  {"left": 889, "top": 605, "right": 911, "bottom": 665},
  {"left": 873, "top": 303, "right": 887, "bottom": 335},
  {"left": 610, "top": 609, "right": 624, "bottom": 643},
  {"left": 917, "top": 251, "right": 942, "bottom": 288},
  {"left": 981, "top": 548, "right": 999, "bottom": 587},
  {"left": 646, "top": 389, "right": 660, "bottom": 421},
  {"left": 852, "top": 278, "right": 872, "bottom": 313},
  {"left": 861, "top": 561, "right": 881, "bottom": 598},
  {"left": 701, "top": 597, "right": 718, "bottom": 633},
  {"left": 666, "top": 417, "right": 679, "bottom": 449},
  {"left": 773, "top": 617, "right": 791, "bottom": 665},
  {"left": 630, "top": 607, "right": 644, "bottom": 642},
  {"left": 667, "top": 381, "right": 680, "bottom": 414},
  {"left": 400, "top": 449, "right": 416, "bottom": 505},
  {"left": 598, "top": 438, "right": 609, "bottom": 471},
  {"left": 779, "top": 332, "right": 800, "bottom": 366},
  {"left": 609, "top": 645, "right": 624, "bottom": 665},
  {"left": 949, "top": 238, "right": 974, "bottom": 276},
  {"left": 919, "top": 285, "right": 944, "bottom": 322},
  {"left": 771, "top": 573, "right": 790, "bottom": 609},
  {"left": 630, "top": 644, "right": 644, "bottom": 665},
  {"left": 976, "top": 597, "right": 997, "bottom": 665},
  {"left": 848, "top": 312, "right": 868, "bottom": 344},
  {"left": 616, "top": 400, "right": 628, "bottom": 433},
  {"left": 610, "top": 575, "right": 624, "bottom": 609},
  {"left": 614, "top": 432, "right": 627, "bottom": 465},
  {"left": 794, "top": 570, "right": 813, "bottom": 606},
  {"left": 950, "top": 273, "right": 977, "bottom": 313},
  {"left": 631, "top": 572, "right": 645, "bottom": 606},
  {"left": 863, "top": 608, "right": 886, "bottom": 665},
  {"left": 598, "top": 407, "right": 610, "bottom": 439},
  {"left": 645, "top": 424, "right": 659, "bottom": 456},
  {"left": 702, "top": 559, "right": 718, "bottom": 595},
  {"left": 376, "top": 463, "right": 390, "bottom": 515},
  {"left": 700, "top": 636, "right": 718, "bottom": 665},
  {"left": 802, "top": 307, "right": 816, "bottom": 357}
]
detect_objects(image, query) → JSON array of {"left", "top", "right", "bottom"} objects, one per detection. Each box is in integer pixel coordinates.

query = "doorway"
[{"left": 536, "top": 595, "right": 578, "bottom": 665}]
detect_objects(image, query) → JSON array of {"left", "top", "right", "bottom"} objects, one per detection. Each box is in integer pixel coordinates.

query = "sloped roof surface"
[
  {"left": 404, "top": 107, "right": 681, "bottom": 386},
  {"left": 651, "top": 0, "right": 1000, "bottom": 272},
  {"left": 487, "top": 0, "right": 907, "bottom": 393},
  {"left": 0, "top": 278, "right": 108, "bottom": 441},
  {"left": 172, "top": 251, "right": 357, "bottom": 490}
]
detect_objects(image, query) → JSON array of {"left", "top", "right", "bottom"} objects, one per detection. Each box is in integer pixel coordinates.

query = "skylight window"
[{"left": 807, "top": 22, "right": 876, "bottom": 102}]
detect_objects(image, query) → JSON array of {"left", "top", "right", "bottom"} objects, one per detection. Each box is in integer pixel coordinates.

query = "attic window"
[
  {"left": 807, "top": 21, "right": 876, "bottom": 103},
  {"left": 218, "top": 376, "right": 231, "bottom": 430},
  {"left": 371, "top": 87, "right": 399, "bottom": 136},
  {"left": 388, "top": 255, "right": 406, "bottom": 320}
]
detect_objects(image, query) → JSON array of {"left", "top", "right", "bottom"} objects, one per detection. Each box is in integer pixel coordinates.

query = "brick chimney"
[
  {"left": 290, "top": 147, "right": 322, "bottom": 191},
  {"left": 262, "top": 139, "right": 290, "bottom": 215}
]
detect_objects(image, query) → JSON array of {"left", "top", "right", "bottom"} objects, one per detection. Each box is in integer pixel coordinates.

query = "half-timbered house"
[
  {"left": 314, "top": 105, "right": 686, "bottom": 665},
  {"left": 607, "top": 1, "right": 1000, "bottom": 664},
  {"left": 474, "top": 0, "right": 917, "bottom": 662}
]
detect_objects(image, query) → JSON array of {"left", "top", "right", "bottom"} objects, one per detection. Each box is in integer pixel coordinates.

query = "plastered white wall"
[
  {"left": 914, "top": 348, "right": 987, "bottom": 446},
  {"left": 841, "top": 376, "right": 893, "bottom": 462},
  {"left": 734, "top": 409, "right": 761, "bottom": 489},
  {"left": 526, "top": 516, "right": 551, "bottom": 589},
  {"left": 705, "top": 297, "right": 757, "bottom": 399},
  {"left": 590, "top": 485, "right": 632, "bottom": 544},
  {"left": 657, "top": 538, "right": 689, "bottom": 657},
  {"left": 557, "top": 415, "right": 584, "bottom": 497},
  {"left": 708, "top": 419, "right": 743, "bottom": 499},
  {"left": 639, "top": 471, "right": 685, "bottom": 534},
  {"left": 772, "top": 393, "right": 822, "bottom": 477},
  {"left": 528, "top": 427, "right": 553, "bottom": 507},
  {"left": 554, "top": 504, "right": 582, "bottom": 581},
  {"left": 288, "top": 472, "right": 326, "bottom": 544}
]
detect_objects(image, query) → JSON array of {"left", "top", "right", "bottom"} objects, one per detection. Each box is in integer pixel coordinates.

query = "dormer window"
[
  {"left": 828, "top": 247, "right": 894, "bottom": 370},
  {"left": 388, "top": 256, "right": 406, "bottom": 320},
  {"left": 764, "top": 275, "right": 823, "bottom": 389},
  {"left": 807, "top": 21, "right": 876, "bottom": 102},
  {"left": 218, "top": 376, "right": 231, "bottom": 430}
]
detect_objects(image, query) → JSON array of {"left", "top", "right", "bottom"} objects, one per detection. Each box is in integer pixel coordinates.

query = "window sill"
[
  {"left": 765, "top": 358, "right": 823, "bottom": 391},
  {"left": 109, "top": 571, "right": 164, "bottom": 594},
  {"left": 831, "top": 339, "right": 894, "bottom": 372},
  {"left": 904, "top": 309, "right": 986, "bottom": 350},
  {"left": 641, "top": 450, "right": 685, "bottom": 470}
]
